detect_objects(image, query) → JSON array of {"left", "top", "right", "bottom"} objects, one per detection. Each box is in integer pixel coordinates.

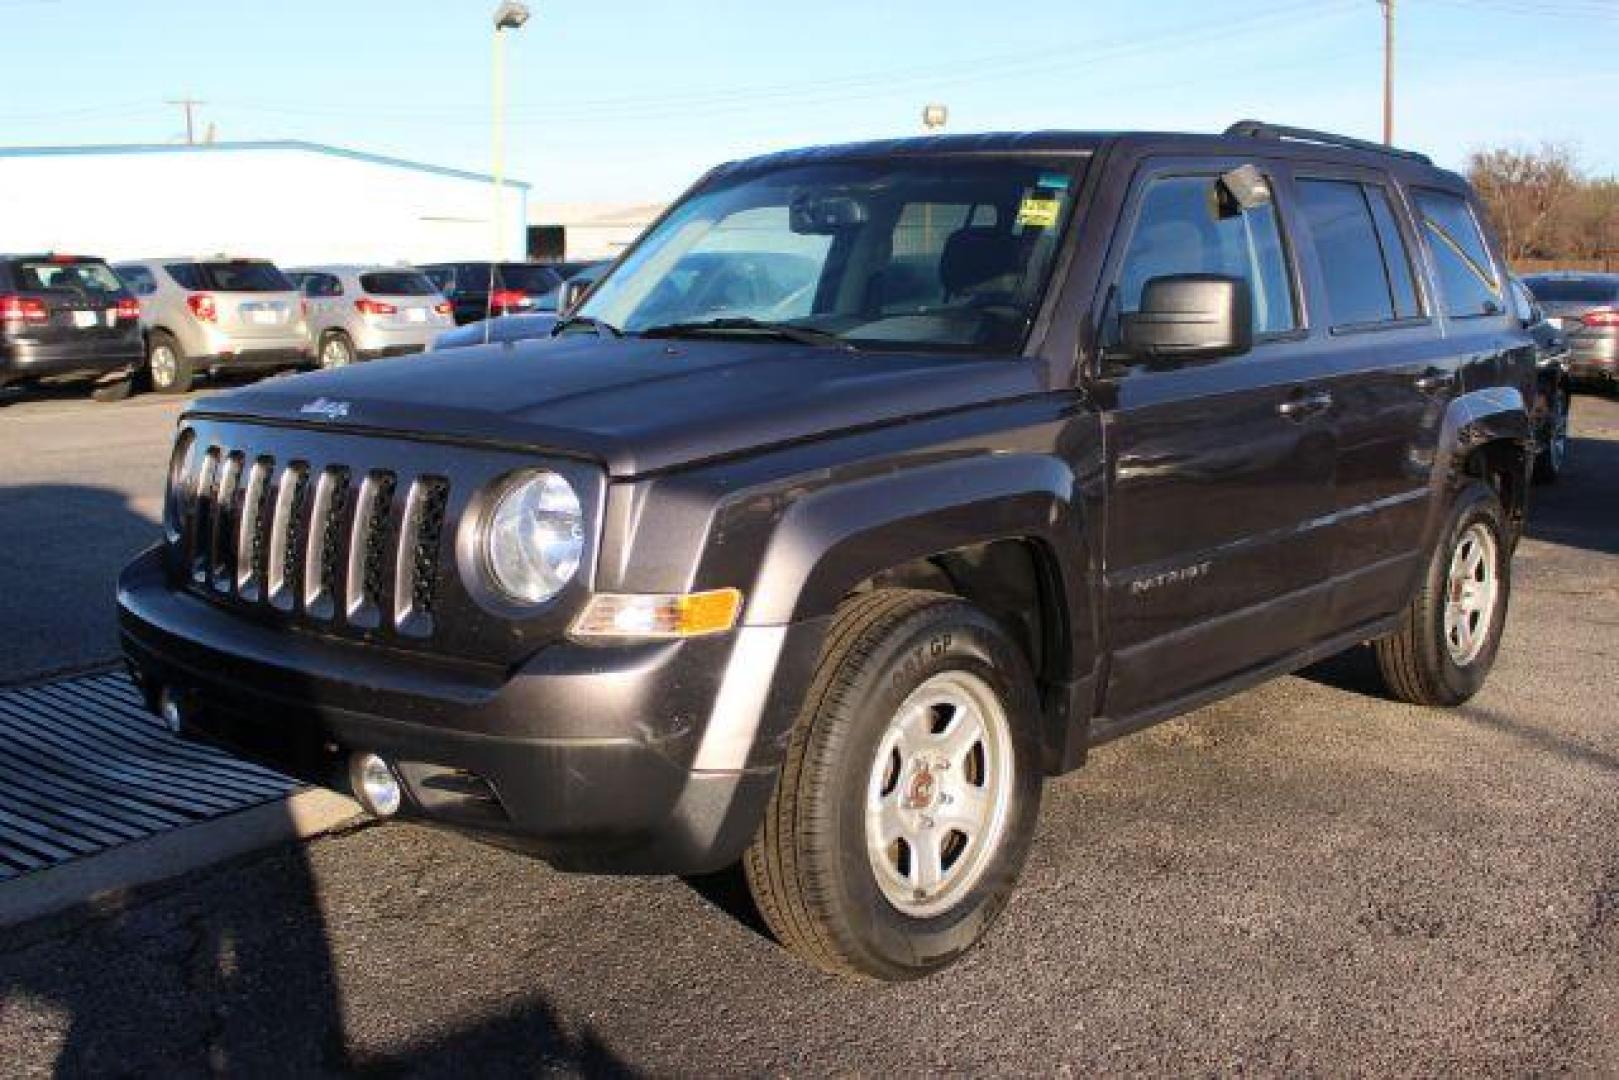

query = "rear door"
[
  {"left": 200, "top": 260, "right": 300, "bottom": 340},
  {"left": 1094, "top": 158, "right": 1337, "bottom": 723},
  {"left": 1285, "top": 168, "right": 1449, "bottom": 628}
]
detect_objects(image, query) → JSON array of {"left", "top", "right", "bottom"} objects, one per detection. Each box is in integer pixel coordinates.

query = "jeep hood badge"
[{"left": 299, "top": 397, "right": 351, "bottom": 420}]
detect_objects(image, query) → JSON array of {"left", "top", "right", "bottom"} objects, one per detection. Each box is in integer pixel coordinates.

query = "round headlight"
[{"left": 484, "top": 471, "right": 584, "bottom": 604}]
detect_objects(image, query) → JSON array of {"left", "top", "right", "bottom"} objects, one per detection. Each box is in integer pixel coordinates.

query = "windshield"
[
  {"left": 1524, "top": 277, "right": 1619, "bottom": 304},
  {"left": 15, "top": 259, "right": 126, "bottom": 296},
  {"left": 497, "top": 264, "right": 564, "bottom": 293},
  {"left": 170, "top": 260, "right": 293, "bottom": 293},
  {"left": 360, "top": 271, "right": 438, "bottom": 296},
  {"left": 578, "top": 157, "right": 1082, "bottom": 352}
]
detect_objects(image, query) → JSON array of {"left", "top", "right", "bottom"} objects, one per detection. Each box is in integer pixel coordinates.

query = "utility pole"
[
  {"left": 1379, "top": 0, "right": 1395, "bottom": 145},
  {"left": 167, "top": 98, "right": 205, "bottom": 145}
]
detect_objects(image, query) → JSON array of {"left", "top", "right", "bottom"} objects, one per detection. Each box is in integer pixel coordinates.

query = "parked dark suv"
[
  {"left": 419, "top": 261, "right": 565, "bottom": 325},
  {"left": 0, "top": 254, "right": 143, "bottom": 400},
  {"left": 120, "top": 123, "right": 1537, "bottom": 981}
]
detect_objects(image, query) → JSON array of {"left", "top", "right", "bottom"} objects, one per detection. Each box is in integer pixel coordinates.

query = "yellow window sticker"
[{"left": 1016, "top": 195, "right": 1061, "bottom": 229}]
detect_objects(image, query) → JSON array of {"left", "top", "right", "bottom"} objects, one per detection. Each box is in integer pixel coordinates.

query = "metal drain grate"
[{"left": 0, "top": 672, "right": 298, "bottom": 880}]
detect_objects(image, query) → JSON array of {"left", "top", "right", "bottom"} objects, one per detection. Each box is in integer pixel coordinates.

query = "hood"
[{"left": 191, "top": 336, "right": 1047, "bottom": 477}]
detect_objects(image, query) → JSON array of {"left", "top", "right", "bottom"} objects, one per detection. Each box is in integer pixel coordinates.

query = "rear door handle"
[
  {"left": 1278, "top": 391, "right": 1333, "bottom": 420},
  {"left": 1415, "top": 371, "right": 1456, "bottom": 394}
]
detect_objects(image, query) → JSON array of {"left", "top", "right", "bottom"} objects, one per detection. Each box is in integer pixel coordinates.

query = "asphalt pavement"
[{"left": 0, "top": 388, "right": 1615, "bottom": 1075}]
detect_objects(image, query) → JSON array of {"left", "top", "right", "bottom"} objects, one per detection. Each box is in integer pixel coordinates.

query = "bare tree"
[{"left": 1467, "top": 143, "right": 1582, "bottom": 263}]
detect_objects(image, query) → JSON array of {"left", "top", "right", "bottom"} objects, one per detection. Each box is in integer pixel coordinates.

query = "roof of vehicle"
[
  {"left": 711, "top": 121, "right": 1463, "bottom": 186},
  {"left": 286, "top": 264, "right": 427, "bottom": 275},
  {"left": 0, "top": 253, "right": 112, "bottom": 262},
  {"left": 114, "top": 255, "right": 280, "bottom": 265}
]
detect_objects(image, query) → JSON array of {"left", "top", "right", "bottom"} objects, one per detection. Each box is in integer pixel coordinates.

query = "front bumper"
[
  {"left": 0, "top": 338, "right": 142, "bottom": 386},
  {"left": 117, "top": 546, "right": 826, "bottom": 874}
]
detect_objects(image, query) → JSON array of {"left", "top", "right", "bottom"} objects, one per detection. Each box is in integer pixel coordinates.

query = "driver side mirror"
[{"left": 1120, "top": 274, "right": 1253, "bottom": 364}]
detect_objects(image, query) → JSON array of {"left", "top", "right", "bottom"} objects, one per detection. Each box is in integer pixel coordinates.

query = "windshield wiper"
[
  {"left": 550, "top": 314, "right": 624, "bottom": 338},
  {"left": 638, "top": 318, "right": 855, "bottom": 351}
]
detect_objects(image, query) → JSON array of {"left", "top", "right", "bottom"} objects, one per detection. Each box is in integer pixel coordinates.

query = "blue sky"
[{"left": 1, "top": 0, "right": 1614, "bottom": 207}]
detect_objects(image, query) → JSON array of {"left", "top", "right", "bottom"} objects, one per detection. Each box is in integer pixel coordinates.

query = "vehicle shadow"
[
  {"left": 1525, "top": 435, "right": 1619, "bottom": 556},
  {"left": 0, "top": 481, "right": 634, "bottom": 1074}
]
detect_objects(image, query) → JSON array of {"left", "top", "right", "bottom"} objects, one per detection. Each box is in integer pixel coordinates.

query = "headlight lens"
[{"left": 484, "top": 471, "right": 584, "bottom": 604}]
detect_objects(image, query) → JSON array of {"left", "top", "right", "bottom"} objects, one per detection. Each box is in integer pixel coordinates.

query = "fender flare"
[
  {"left": 742, "top": 452, "right": 1086, "bottom": 627},
  {"left": 1420, "top": 385, "right": 1532, "bottom": 550}
]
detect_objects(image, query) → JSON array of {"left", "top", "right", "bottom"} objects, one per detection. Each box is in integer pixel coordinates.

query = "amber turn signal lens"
[{"left": 571, "top": 588, "right": 743, "bottom": 640}]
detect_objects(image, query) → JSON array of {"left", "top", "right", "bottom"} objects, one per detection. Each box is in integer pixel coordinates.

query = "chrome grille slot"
[
  {"left": 266, "top": 463, "right": 309, "bottom": 611},
  {"left": 344, "top": 471, "right": 397, "bottom": 628},
  {"left": 303, "top": 466, "right": 350, "bottom": 620},
  {"left": 186, "top": 447, "right": 221, "bottom": 583},
  {"left": 235, "top": 456, "right": 274, "bottom": 601},
  {"left": 393, "top": 477, "right": 450, "bottom": 637},
  {"left": 209, "top": 452, "right": 244, "bottom": 592}
]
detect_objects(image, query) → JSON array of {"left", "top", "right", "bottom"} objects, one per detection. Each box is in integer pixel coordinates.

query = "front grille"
[{"left": 174, "top": 440, "right": 450, "bottom": 639}]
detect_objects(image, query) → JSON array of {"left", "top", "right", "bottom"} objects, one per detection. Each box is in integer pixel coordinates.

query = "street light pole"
[
  {"left": 491, "top": 2, "right": 531, "bottom": 266},
  {"left": 1379, "top": 0, "right": 1395, "bottom": 145}
]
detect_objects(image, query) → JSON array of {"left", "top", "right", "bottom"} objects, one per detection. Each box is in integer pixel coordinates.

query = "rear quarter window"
[
  {"left": 116, "top": 265, "right": 159, "bottom": 296},
  {"left": 1414, "top": 190, "right": 1503, "bottom": 318}
]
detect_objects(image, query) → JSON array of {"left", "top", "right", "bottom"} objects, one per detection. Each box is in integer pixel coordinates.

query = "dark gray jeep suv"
[{"left": 119, "top": 122, "right": 1536, "bottom": 980}]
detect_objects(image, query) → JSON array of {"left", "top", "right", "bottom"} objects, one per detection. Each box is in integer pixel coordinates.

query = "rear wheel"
[
  {"left": 1374, "top": 481, "right": 1510, "bottom": 706},
  {"left": 743, "top": 589, "right": 1042, "bottom": 980},
  {"left": 319, "top": 332, "right": 355, "bottom": 369},
  {"left": 1534, "top": 385, "right": 1569, "bottom": 484},
  {"left": 146, "top": 332, "right": 192, "bottom": 395}
]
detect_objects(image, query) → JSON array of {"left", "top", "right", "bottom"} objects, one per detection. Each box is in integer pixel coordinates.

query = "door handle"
[
  {"left": 1278, "top": 391, "right": 1333, "bottom": 420},
  {"left": 1414, "top": 371, "right": 1455, "bottom": 394}
]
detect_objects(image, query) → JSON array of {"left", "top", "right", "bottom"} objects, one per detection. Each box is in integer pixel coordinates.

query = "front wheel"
[
  {"left": 743, "top": 589, "right": 1043, "bottom": 981},
  {"left": 1374, "top": 481, "right": 1510, "bottom": 706},
  {"left": 1534, "top": 386, "right": 1569, "bottom": 484}
]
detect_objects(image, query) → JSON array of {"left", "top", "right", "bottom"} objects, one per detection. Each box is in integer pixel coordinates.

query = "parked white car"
[{"left": 286, "top": 265, "right": 453, "bottom": 368}]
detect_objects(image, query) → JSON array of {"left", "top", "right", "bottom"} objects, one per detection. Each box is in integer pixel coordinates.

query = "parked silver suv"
[
  {"left": 286, "top": 265, "right": 452, "bottom": 367},
  {"left": 114, "top": 257, "right": 311, "bottom": 394}
]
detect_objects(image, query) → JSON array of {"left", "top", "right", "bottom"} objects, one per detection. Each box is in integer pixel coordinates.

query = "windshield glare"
[{"left": 579, "top": 158, "right": 1081, "bottom": 352}]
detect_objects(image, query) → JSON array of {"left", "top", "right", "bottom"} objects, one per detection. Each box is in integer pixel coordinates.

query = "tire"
[
  {"left": 743, "top": 588, "right": 1043, "bottom": 981},
  {"left": 146, "top": 332, "right": 193, "bottom": 395},
  {"left": 1533, "top": 386, "right": 1569, "bottom": 485},
  {"left": 318, "top": 331, "right": 355, "bottom": 369},
  {"left": 1374, "top": 481, "right": 1510, "bottom": 706}
]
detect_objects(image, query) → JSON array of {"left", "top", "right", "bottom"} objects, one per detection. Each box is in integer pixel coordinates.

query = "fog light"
[
  {"left": 350, "top": 752, "right": 402, "bottom": 817},
  {"left": 157, "top": 688, "right": 183, "bottom": 733}
]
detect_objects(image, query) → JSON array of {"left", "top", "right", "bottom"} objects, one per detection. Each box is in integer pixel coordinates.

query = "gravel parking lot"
[{"left": 0, "top": 389, "right": 1615, "bottom": 1075}]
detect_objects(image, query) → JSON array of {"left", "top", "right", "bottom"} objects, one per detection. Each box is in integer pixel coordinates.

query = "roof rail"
[{"left": 1224, "top": 120, "right": 1433, "bottom": 166}]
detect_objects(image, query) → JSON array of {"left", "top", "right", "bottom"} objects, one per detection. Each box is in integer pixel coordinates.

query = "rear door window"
[
  {"left": 1414, "top": 190, "right": 1502, "bottom": 318},
  {"left": 1116, "top": 170, "right": 1298, "bottom": 337},
  {"left": 360, "top": 271, "right": 437, "bottom": 296},
  {"left": 1296, "top": 179, "right": 1421, "bottom": 327}
]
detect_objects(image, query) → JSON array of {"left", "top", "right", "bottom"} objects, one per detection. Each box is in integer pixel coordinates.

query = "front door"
[{"left": 1093, "top": 161, "right": 1337, "bottom": 724}]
